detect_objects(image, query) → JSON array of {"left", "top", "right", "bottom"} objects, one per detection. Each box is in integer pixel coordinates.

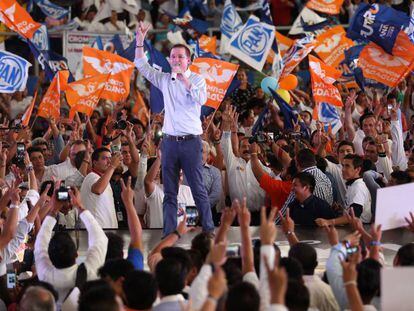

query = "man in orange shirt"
[{"left": 250, "top": 142, "right": 295, "bottom": 211}]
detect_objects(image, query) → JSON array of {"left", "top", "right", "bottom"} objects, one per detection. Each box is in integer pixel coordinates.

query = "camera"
[
  {"left": 226, "top": 244, "right": 241, "bottom": 258},
  {"left": 16, "top": 143, "right": 25, "bottom": 164},
  {"left": 248, "top": 132, "right": 267, "bottom": 144},
  {"left": 177, "top": 205, "right": 199, "bottom": 227},
  {"left": 114, "top": 120, "right": 127, "bottom": 130},
  {"left": 56, "top": 182, "right": 70, "bottom": 202}
]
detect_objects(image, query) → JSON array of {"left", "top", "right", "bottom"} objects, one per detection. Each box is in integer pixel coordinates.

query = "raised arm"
[
  {"left": 344, "top": 91, "right": 357, "bottom": 142},
  {"left": 121, "top": 177, "right": 142, "bottom": 251},
  {"left": 144, "top": 149, "right": 161, "bottom": 197},
  {"left": 91, "top": 152, "right": 122, "bottom": 195},
  {"left": 0, "top": 186, "right": 20, "bottom": 250}
]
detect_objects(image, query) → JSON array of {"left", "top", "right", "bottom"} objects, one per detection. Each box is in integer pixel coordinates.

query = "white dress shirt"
[
  {"left": 80, "top": 172, "right": 118, "bottom": 229},
  {"left": 134, "top": 57, "right": 207, "bottom": 136},
  {"left": 221, "top": 131, "right": 269, "bottom": 211},
  {"left": 44, "top": 158, "right": 78, "bottom": 182},
  {"left": 345, "top": 178, "right": 371, "bottom": 223},
  {"left": 390, "top": 120, "right": 408, "bottom": 170},
  {"left": 34, "top": 211, "right": 108, "bottom": 307},
  {"left": 303, "top": 275, "right": 340, "bottom": 311}
]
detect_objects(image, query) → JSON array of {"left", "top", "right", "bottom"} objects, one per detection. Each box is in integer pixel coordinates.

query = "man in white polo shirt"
[{"left": 80, "top": 147, "right": 122, "bottom": 228}]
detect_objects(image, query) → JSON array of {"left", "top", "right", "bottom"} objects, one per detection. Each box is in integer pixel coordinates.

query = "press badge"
[{"left": 117, "top": 211, "right": 124, "bottom": 222}]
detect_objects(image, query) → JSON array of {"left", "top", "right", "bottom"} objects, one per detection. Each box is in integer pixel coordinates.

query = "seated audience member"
[{"left": 288, "top": 172, "right": 336, "bottom": 226}]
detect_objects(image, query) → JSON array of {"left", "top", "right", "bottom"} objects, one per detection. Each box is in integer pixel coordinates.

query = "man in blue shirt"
[{"left": 134, "top": 22, "right": 214, "bottom": 236}]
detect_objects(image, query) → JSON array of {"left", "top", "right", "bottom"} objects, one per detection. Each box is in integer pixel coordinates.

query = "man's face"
[
  {"left": 292, "top": 178, "right": 310, "bottom": 202},
  {"left": 170, "top": 47, "right": 191, "bottom": 73},
  {"left": 121, "top": 145, "right": 132, "bottom": 166},
  {"left": 300, "top": 112, "right": 311, "bottom": 125},
  {"left": 338, "top": 145, "right": 354, "bottom": 164},
  {"left": 94, "top": 151, "right": 112, "bottom": 173},
  {"left": 364, "top": 144, "right": 378, "bottom": 163},
  {"left": 239, "top": 138, "right": 251, "bottom": 162},
  {"left": 38, "top": 143, "right": 52, "bottom": 160},
  {"left": 342, "top": 158, "right": 360, "bottom": 181},
  {"left": 237, "top": 70, "right": 247, "bottom": 83},
  {"left": 29, "top": 151, "right": 45, "bottom": 170},
  {"left": 69, "top": 144, "right": 86, "bottom": 166},
  {"left": 362, "top": 116, "right": 377, "bottom": 137}
]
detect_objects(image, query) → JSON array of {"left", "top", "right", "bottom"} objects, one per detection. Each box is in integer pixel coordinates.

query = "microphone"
[{"left": 171, "top": 72, "right": 177, "bottom": 81}]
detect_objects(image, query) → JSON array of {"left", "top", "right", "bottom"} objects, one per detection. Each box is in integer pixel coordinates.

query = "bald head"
[{"left": 19, "top": 286, "right": 56, "bottom": 311}]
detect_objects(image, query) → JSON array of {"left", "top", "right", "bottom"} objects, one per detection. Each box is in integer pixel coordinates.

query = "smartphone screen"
[
  {"left": 185, "top": 206, "right": 198, "bottom": 227},
  {"left": 226, "top": 244, "right": 241, "bottom": 258},
  {"left": 7, "top": 273, "right": 16, "bottom": 289}
]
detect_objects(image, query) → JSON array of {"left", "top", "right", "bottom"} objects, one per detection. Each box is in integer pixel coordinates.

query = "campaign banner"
[
  {"left": 33, "top": 0, "right": 69, "bottom": 20},
  {"left": 281, "top": 35, "right": 316, "bottom": 79},
  {"left": 314, "top": 26, "right": 354, "bottom": 68},
  {"left": 0, "top": 50, "right": 31, "bottom": 93},
  {"left": 189, "top": 57, "right": 239, "bottom": 109},
  {"left": 66, "top": 74, "right": 109, "bottom": 117},
  {"left": 306, "top": 0, "right": 344, "bottom": 15},
  {"left": 309, "top": 55, "right": 342, "bottom": 107},
  {"left": 358, "top": 42, "right": 414, "bottom": 88},
  {"left": 30, "top": 24, "right": 49, "bottom": 51},
  {"left": 347, "top": 3, "right": 409, "bottom": 55},
  {"left": 289, "top": 7, "right": 327, "bottom": 36},
  {"left": 228, "top": 15, "right": 275, "bottom": 71},
  {"left": 83, "top": 47, "right": 135, "bottom": 102},
  {"left": 37, "top": 70, "right": 69, "bottom": 120},
  {"left": 199, "top": 35, "right": 217, "bottom": 55},
  {"left": 0, "top": 0, "right": 41, "bottom": 39},
  {"left": 220, "top": 0, "right": 243, "bottom": 53},
  {"left": 313, "top": 102, "right": 342, "bottom": 134}
]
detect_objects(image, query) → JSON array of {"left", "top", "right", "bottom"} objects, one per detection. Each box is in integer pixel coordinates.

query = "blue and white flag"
[
  {"left": 33, "top": 0, "right": 69, "bottom": 20},
  {"left": 29, "top": 24, "right": 49, "bottom": 51},
  {"left": 228, "top": 15, "right": 275, "bottom": 71},
  {"left": 289, "top": 7, "right": 326, "bottom": 36},
  {"left": 406, "top": 6, "right": 414, "bottom": 43},
  {"left": 0, "top": 50, "right": 31, "bottom": 93},
  {"left": 315, "top": 102, "right": 342, "bottom": 135},
  {"left": 220, "top": 0, "right": 243, "bottom": 54}
]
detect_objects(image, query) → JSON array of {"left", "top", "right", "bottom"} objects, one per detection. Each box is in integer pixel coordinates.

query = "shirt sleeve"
[
  {"left": 221, "top": 131, "right": 238, "bottom": 172},
  {"left": 127, "top": 247, "right": 144, "bottom": 270},
  {"left": 1, "top": 219, "right": 33, "bottom": 263},
  {"left": 260, "top": 245, "right": 275, "bottom": 311},
  {"left": 326, "top": 243, "right": 349, "bottom": 310},
  {"left": 80, "top": 211, "right": 109, "bottom": 277},
  {"left": 34, "top": 216, "right": 57, "bottom": 281},
  {"left": 188, "top": 264, "right": 213, "bottom": 310},
  {"left": 188, "top": 75, "right": 207, "bottom": 106},
  {"left": 390, "top": 120, "right": 408, "bottom": 170},
  {"left": 134, "top": 57, "right": 167, "bottom": 91},
  {"left": 243, "top": 271, "right": 259, "bottom": 289},
  {"left": 53, "top": 134, "right": 65, "bottom": 164},
  {"left": 136, "top": 154, "right": 148, "bottom": 190}
]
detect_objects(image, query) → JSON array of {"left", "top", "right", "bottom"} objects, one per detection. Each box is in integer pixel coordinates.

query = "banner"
[
  {"left": 309, "top": 55, "right": 343, "bottom": 107},
  {"left": 21, "top": 91, "right": 37, "bottom": 127},
  {"left": 33, "top": 0, "right": 69, "bottom": 20},
  {"left": 30, "top": 24, "right": 49, "bottom": 51},
  {"left": 313, "top": 102, "right": 342, "bottom": 135},
  {"left": 0, "top": 50, "right": 31, "bottom": 93},
  {"left": 358, "top": 42, "right": 414, "bottom": 88},
  {"left": 83, "top": 47, "right": 134, "bottom": 102},
  {"left": 347, "top": 3, "right": 409, "bottom": 55},
  {"left": 306, "top": 0, "right": 344, "bottom": 15},
  {"left": 289, "top": 7, "right": 327, "bottom": 36},
  {"left": 132, "top": 90, "right": 149, "bottom": 127},
  {"left": 228, "top": 15, "right": 275, "bottom": 71},
  {"left": 199, "top": 35, "right": 217, "bottom": 55},
  {"left": 66, "top": 74, "right": 109, "bottom": 117},
  {"left": 281, "top": 35, "right": 316, "bottom": 79},
  {"left": 0, "top": 0, "right": 41, "bottom": 39},
  {"left": 220, "top": 0, "right": 243, "bottom": 54},
  {"left": 37, "top": 70, "right": 69, "bottom": 120},
  {"left": 314, "top": 26, "right": 354, "bottom": 68},
  {"left": 189, "top": 58, "right": 239, "bottom": 109},
  {"left": 266, "top": 32, "right": 293, "bottom": 63}
]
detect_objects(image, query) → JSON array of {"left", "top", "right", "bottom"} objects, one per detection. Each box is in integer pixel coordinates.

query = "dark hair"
[
  {"left": 357, "top": 259, "right": 381, "bottom": 303},
  {"left": 78, "top": 280, "right": 119, "bottom": 311},
  {"left": 359, "top": 112, "right": 376, "bottom": 128},
  {"left": 390, "top": 171, "right": 412, "bottom": 185},
  {"left": 191, "top": 232, "right": 212, "bottom": 262},
  {"left": 74, "top": 150, "right": 87, "bottom": 170},
  {"left": 161, "top": 247, "right": 192, "bottom": 276},
  {"left": 337, "top": 140, "right": 355, "bottom": 153},
  {"left": 187, "top": 249, "right": 204, "bottom": 272},
  {"left": 315, "top": 155, "right": 327, "bottom": 173},
  {"left": 293, "top": 172, "right": 316, "bottom": 193},
  {"left": 91, "top": 147, "right": 111, "bottom": 163},
  {"left": 296, "top": 149, "right": 316, "bottom": 169},
  {"left": 155, "top": 258, "right": 187, "bottom": 296},
  {"left": 344, "top": 154, "right": 364, "bottom": 174},
  {"left": 279, "top": 257, "right": 304, "bottom": 282},
  {"left": 105, "top": 233, "right": 124, "bottom": 261},
  {"left": 395, "top": 243, "right": 414, "bottom": 266},
  {"left": 123, "top": 271, "right": 158, "bottom": 310},
  {"left": 27, "top": 146, "right": 44, "bottom": 157},
  {"left": 267, "top": 153, "right": 284, "bottom": 172},
  {"left": 98, "top": 259, "right": 134, "bottom": 281},
  {"left": 48, "top": 232, "right": 77, "bottom": 269},
  {"left": 387, "top": 93, "right": 397, "bottom": 101},
  {"left": 171, "top": 44, "right": 191, "bottom": 58},
  {"left": 288, "top": 243, "right": 317, "bottom": 275},
  {"left": 285, "top": 280, "right": 310, "bottom": 311},
  {"left": 226, "top": 282, "right": 260, "bottom": 311},
  {"left": 223, "top": 259, "right": 243, "bottom": 287}
]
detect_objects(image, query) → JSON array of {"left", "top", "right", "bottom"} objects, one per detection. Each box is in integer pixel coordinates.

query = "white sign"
[
  {"left": 382, "top": 267, "right": 414, "bottom": 310},
  {"left": 375, "top": 182, "right": 414, "bottom": 231}
]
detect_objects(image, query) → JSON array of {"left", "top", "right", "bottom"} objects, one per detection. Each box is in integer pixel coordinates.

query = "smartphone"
[
  {"left": 185, "top": 206, "right": 199, "bottom": 227},
  {"left": 226, "top": 244, "right": 241, "bottom": 258},
  {"left": 56, "top": 182, "right": 70, "bottom": 202},
  {"left": 111, "top": 145, "right": 120, "bottom": 153},
  {"left": 16, "top": 143, "right": 25, "bottom": 162},
  {"left": 6, "top": 273, "right": 16, "bottom": 289}
]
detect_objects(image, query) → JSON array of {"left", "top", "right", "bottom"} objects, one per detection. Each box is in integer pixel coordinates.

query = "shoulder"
[{"left": 190, "top": 71, "right": 206, "bottom": 84}]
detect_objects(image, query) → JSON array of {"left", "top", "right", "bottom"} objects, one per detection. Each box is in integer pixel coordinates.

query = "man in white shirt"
[
  {"left": 34, "top": 188, "right": 108, "bottom": 308},
  {"left": 144, "top": 153, "right": 195, "bottom": 228},
  {"left": 134, "top": 22, "right": 214, "bottom": 236},
  {"left": 80, "top": 147, "right": 121, "bottom": 229}
]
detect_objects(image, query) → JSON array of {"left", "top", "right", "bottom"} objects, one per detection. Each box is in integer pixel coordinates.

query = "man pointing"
[{"left": 134, "top": 22, "right": 214, "bottom": 236}]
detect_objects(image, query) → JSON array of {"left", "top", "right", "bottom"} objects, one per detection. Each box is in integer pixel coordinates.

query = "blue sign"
[
  {"left": 34, "top": 0, "right": 69, "bottom": 19},
  {"left": 0, "top": 51, "right": 31, "bottom": 93},
  {"left": 221, "top": 0, "right": 242, "bottom": 38},
  {"left": 30, "top": 24, "right": 49, "bottom": 51},
  {"left": 347, "top": 3, "right": 409, "bottom": 54}
]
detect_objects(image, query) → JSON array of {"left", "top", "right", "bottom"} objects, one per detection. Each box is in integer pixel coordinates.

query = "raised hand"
[
  {"left": 260, "top": 206, "right": 277, "bottom": 245},
  {"left": 279, "top": 208, "right": 295, "bottom": 234},
  {"left": 405, "top": 211, "right": 414, "bottom": 233},
  {"left": 136, "top": 21, "right": 150, "bottom": 45},
  {"left": 120, "top": 176, "right": 134, "bottom": 205}
]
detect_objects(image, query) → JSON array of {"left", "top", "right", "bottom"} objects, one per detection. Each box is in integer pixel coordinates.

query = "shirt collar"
[
  {"left": 302, "top": 166, "right": 317, "bottom": 172},
  {"left": 346, "top": 177, "right": 361, "bottom": 186},
  {"left": 184, "top": 69, "right": 191, "bottom": 78},
  {"left": 159, "top": 294, "right": 185, "bottom": 304}
]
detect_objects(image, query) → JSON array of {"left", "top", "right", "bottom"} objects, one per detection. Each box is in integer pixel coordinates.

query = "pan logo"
[
  {"left": 221, "top": 4, "right": 242, "bottom": 36},
  {"left": 0, "top": 55, "right": 27, "bottom": 92},
  {"left": 237, "top": 24, "right": 271, "bottom": 57}
]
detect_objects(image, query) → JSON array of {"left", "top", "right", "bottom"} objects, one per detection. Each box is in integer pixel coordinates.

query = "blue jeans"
[{"left": 161, "top": 136, "right": 214, "bottom": 236}]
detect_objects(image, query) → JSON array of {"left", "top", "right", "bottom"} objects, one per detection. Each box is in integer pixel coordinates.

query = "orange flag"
[
  {"left": 314, "top": 26, "right": 354, "bottom": 69},
  {"left": 66, "top": 74, "right": 109, "bottom": 117},
  {"left": 0, "top": 0, "right": 41, "bottom": 39},
  {"left": 21, "top": 91, "right": 37, "bottom": 127},
  {"left": 358, "top": 42, "right": 414, "bottom": 88},
  {"left": 309, "top": 55, "right": 342, "bottom": 107},
  {"left": 306, "top": 0, "right": 344, "bottom": 15},
  {"left": 132, "top": 90, "right": 149, "bottom": 127},
  {"left": 280, "top": 39, "right": 316, "bottom": 79},
  {"left": 37, "top": 71, "right": 69, "bottom": 120},
  {"left": 199, "top": 35, "right": 217, "bottom": 55},
  {"left": 83, "top": 47, "right": 135, "bottom": 102},
  {"left": 189, "top": 58, "right": 239, "bottom": 109}
]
